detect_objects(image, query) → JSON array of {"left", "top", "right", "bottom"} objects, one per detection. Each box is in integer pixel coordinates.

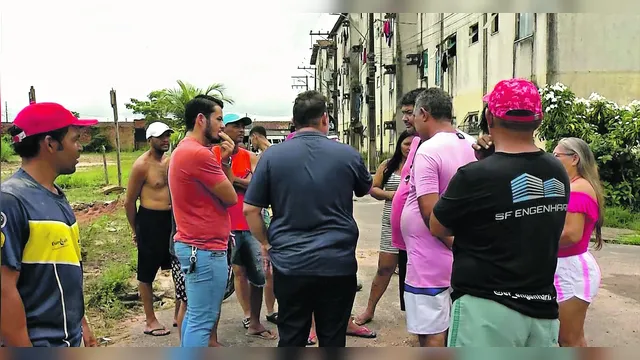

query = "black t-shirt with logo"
[{"left": 432, "top": 151, "right": 570, "bottom": 319}]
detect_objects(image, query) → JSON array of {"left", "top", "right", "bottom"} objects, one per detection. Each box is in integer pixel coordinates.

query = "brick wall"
[{"left": 1, "top": 121, "right": 136, "bottom": 151}]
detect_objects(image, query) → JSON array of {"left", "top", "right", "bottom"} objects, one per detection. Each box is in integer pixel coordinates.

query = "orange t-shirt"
[
  {"left": 212, "top": 146, "right": 252, "bottom": 231},
  {"left": 169, "top": 137, "right": 229, "bottom": 251}
]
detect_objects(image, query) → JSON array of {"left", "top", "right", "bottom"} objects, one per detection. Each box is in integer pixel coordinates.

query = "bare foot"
[
  {"left": 247, "top": 323, "right": 277, "bottom": 340},
  {"left": 353, "top": 311, "right": 373, "bottom": 326},
  {"left": 144, "top": 319, "right": 170, "bottom": 336}
]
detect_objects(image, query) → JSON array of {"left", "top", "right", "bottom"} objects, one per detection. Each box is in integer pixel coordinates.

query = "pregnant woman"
[{"left": 354, "top": 130, "right": 416, "bottom": 326}]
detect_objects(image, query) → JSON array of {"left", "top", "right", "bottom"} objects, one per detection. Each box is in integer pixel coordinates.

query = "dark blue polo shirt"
[
  {"left": 244, "top": 131, "right": 372, "bottom": 277},
  {"left": 1, "top": 169, "right": 84, "bottom": 347}
]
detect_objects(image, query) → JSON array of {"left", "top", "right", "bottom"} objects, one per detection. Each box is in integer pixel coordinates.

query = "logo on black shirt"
[
  {"left": 511, "top": 173, "right": 565, "bottom": 203},
  {"left": 0, "top": 212, "right": 5, "bottom": 229},
  {"left": 495, "top": 173, "right": 568, "bottom": 221}
]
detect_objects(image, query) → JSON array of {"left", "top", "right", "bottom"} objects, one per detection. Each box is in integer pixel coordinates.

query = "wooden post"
[
  {"left": 101, "top": 145, "right": 109, "bottom": 185},
  {"left": 110, "top": 89, "right": 122, "bottom": 187}
]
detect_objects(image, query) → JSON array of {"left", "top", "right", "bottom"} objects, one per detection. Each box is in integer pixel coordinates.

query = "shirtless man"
[{"left": 124, "top": 122, "right": 174, "bottom": 337}]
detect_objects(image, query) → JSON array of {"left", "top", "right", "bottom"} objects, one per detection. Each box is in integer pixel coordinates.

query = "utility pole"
[
  {"left": 28, "top": 86, "right": 36, "bottom": 104},
  {"left": 297, "top": 66, "right": 316, "bottom": 90},
  {"left": 291, "top": 76, "right": 309, "bottom": 91},
  {"left": 109, "top": 89, "right": 122, "bottom": 187},
  {"left": 367, "top": 13, "right": 377, "bottom": 172},
  {"left": 4, "top": 102, "right": 8, "bottom": 123}
]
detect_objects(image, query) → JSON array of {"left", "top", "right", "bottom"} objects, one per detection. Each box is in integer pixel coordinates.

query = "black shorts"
[{"left": 136, "top": 206, "right": 172, "bottom": 284}]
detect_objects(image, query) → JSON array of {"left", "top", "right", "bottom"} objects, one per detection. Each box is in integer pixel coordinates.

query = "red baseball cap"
[
  {"left": 12, "top": 102, "right": 98, "bottom": 143},
  {"left": 483, "top": 78, "right": 542, "bottom": 122}
]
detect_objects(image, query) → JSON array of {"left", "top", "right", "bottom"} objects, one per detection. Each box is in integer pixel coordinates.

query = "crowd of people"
[{"left": 1, "top": 78, "right": 605, "bottom": 348}]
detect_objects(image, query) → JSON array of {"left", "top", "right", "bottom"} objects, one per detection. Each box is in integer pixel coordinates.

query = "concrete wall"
[{"left": 552, "top": 13, "right": 640, "bottom": 105}]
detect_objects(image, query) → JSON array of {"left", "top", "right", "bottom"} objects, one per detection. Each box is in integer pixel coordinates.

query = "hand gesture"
[{"left": 219, "top": 132, "right": 235, "bottom": 160}]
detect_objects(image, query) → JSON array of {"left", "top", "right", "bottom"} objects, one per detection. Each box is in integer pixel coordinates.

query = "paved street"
[{"left": 117, "top": 196, "right": 640, "bottom": 347}]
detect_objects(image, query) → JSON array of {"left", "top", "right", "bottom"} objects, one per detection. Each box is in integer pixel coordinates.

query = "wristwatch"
[{"left": 221, "top": 157, "right": 232, "bottom": 167}]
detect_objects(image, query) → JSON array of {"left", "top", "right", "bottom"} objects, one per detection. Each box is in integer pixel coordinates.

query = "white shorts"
[
  {"left": 554, "top": 252, "right": 601, "bottom": 303},
  {"left": 404, "top": 286, "right": 451, "bottom": 335}
]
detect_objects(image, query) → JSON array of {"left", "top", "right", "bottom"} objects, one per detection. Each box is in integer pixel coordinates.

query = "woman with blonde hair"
[{"left": 552, "top": 137, "right": 604, "bottom": 347}]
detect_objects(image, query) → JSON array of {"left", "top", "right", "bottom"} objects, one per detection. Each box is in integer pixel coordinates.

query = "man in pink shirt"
[
  {"left": 387, "top": 88, "right": 425, "bottom": 314},
  {"left": 400, "top": 88, "right": 476, "bottom": 347}
]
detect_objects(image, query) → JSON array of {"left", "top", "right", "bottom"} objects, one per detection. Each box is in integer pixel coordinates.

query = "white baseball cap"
[{"left": 146, "top": 122, "right": 173, "bottom": 139}]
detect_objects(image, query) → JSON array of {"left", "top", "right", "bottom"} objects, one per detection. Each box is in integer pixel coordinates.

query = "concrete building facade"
[{"left": 310, "top": 13, "right": 640, "bottom": 161}]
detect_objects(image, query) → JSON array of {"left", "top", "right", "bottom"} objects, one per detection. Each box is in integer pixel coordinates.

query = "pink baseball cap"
[
  {"left": 483, "top": 78, "right": 542, "bottom": 122},
  {"left": 12, "top": 102, "right": 98, "bottom": 143}
]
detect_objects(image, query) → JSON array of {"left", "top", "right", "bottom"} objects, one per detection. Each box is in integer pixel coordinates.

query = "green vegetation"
[
  {"left": 538, "top": 83, "right": 640, "bottom": 211},
  {"left": 81, "top": 211, "right": 138, "bottom": 335},
  {"left": 125, "top": 80, "right": 234, "bottom": 148},
  {"left": 615, "top": 234, "right": 640, "bottom": 246},
  {"left": 1, "top": 135, "right": 14, "bottom": 162},
  {"left": 604, "top": 207, "right": 640, "bottom": 232}
]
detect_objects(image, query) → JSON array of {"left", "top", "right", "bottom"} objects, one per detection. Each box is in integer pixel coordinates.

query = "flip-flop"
[
  {"left": 353, "top": 316, "right": 372, "bottom": 326},
  {"left": 266, "top": 312, "right": 279, "bottom": 324},
  {"left": 246, "top": 329, "right": 277, "bottom": 340},
  {"left": 143, "top": 328, "right": 171, "bottom": 337},
  {"left": 307, "top": 333, "right": 317, "bottom": 346},
  {"left": 347, "top": 326, "right": 376, "bottom": 339},
  {"left": 242, "top": 318, "right": 250, "bottom": 329},
  {"left": 173, "top": 322, "right": 177, "bottom": 327}
]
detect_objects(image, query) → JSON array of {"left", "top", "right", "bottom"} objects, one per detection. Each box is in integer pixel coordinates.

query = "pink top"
[
  {"left": 400, "top": 132, "right": 477, "bottom": 288},
  {"left": 286, "top": 132, "right": 296, "bottom": 140},
  {"left": 390, "top": 136, "right": 422, "bottom": 251},
  {"left": 558, "top": 191, "right": 599, "bottom": 258}
]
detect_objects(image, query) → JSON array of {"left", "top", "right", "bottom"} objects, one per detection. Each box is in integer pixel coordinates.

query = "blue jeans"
[{"left": 174, "top": 241, "right": 228, "bottom": 347}]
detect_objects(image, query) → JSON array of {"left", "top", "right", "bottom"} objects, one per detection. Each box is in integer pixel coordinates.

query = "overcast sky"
[{"left": 0, "top": 1, "right": 340, "bottom": 122}]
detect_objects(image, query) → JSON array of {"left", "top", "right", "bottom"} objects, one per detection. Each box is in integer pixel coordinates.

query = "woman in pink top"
[{"left": 553, "top": 137, "right": 604, "bottom": 347}]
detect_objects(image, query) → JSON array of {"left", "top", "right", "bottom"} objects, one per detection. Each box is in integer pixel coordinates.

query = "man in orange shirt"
[{"left": 213, "top": 114, "right": 277, "bottom": 340}]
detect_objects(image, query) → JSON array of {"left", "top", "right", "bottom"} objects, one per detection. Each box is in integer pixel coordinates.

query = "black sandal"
[
  {"left": 266, "top": 312, "right": 279, "bottom": 324},
  {"left": 242, "top": 317, "right": 250, "bottom": 329}
]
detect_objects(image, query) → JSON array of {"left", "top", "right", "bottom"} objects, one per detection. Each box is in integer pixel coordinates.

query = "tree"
[
  {"left": 71, "top": 111, "right": 80, "bottom": 118},
  {"left": 124, "top": 90, "right": 172, "bottom": 123},
  {"left": 163, "top": 80, "right": 233, "bottom": 121},
  {"left": 537, "top": 83, "right": 640, "bottom": 210},
  {"left": 125, "top": 80, "right": 233, "bottom": 125}
]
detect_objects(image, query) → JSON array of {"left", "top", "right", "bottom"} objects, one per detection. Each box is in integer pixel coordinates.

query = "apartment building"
[{"left": 310, "top": 13, "right": 640, "bottom": 158}]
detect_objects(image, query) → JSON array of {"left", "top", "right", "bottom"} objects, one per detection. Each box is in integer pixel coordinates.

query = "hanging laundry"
[
  {"left": 441, "top": 53, "right": 448, "bottom": 73},
  {"left": 383, "top": 20, "right": 390, "bottom": 37}
]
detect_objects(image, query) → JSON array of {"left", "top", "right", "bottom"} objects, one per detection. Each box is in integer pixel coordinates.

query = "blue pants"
[{"left": 174, "top": 242, "right": 228, "bottom": 347}]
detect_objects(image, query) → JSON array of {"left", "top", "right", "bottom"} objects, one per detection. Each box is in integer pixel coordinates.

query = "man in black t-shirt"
[{"left": 429, "top": 79, "right": 569, "bottom": 347}]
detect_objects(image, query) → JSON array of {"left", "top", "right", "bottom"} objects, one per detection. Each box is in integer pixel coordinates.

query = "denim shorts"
[
  {"left": 174, "top": 241, "right": 228, "bottom": 347},
  {"left": 231, "top": 230, "right": 266, "bottom": 287}
]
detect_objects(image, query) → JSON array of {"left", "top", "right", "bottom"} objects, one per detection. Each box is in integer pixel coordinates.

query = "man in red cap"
[
  {"left": 429, "top": 78, "right": 570, "bottom": 347},
  {"left": 1, "top": 102, "right": 98, "bottom": 347}
]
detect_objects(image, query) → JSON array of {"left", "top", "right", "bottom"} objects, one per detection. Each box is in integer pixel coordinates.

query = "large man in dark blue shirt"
[{"left": 243, "top": 90, "right": 372, "bottom": 347}]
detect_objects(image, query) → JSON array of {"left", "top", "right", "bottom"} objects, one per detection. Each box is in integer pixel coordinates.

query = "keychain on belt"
[{"left": 189, "top": 246, "right": 197, "bottom": 273}]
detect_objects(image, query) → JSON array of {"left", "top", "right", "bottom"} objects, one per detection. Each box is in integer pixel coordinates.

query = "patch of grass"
[
  {"left": 81, "top": 210, "right": 138, "bottom": 330},
  {"left": 604, "top": 207, "right": 640, "bottom": 232},
  {"left": 614, "top": 234, "right": 640, "bottom": 246}
]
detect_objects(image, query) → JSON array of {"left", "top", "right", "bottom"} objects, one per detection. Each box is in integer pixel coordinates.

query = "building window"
[
  {"left": 491, "top": 13, "right": 499, "bottom": 34},
  {"left": 421, "top": 49, "right": 428, "bottom": 80},
  {"left": 517, "top": 13, "right": 534, "bottom": 40},
  {"left": 469, "top": 23, "right": 479, "bottom": 45}
]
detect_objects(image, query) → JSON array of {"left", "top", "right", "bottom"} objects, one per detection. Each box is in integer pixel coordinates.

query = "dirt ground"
[{"left": 105, "top": 196, "right": 640, "bottom": 347}]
